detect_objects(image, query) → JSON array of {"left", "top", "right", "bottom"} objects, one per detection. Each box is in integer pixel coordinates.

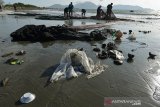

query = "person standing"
[
  {"left": 0, "top": 5, "right": 2, "bottom": 12},
  {"left": 106, "top": 3, "right": 113, "bottom": 19},
  {"left": 68, "top": 2, "right": 74, "bottom": 17},
  {"left": 13, "top": 4, "right": 17, "bottom": 12},
  {"left": 81, "top": 9, "right": 86, "bottom": 17}
]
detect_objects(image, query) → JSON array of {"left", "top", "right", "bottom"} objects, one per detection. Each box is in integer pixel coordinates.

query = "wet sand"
[{"left": 0, "top": 13, "right": 160, "bottom": 107}]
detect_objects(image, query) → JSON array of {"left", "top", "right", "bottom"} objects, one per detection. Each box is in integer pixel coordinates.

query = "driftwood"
[
  {"left": 35, "top": 15, "right": 146, "bottom": 23},
  {"left": 8, "top": 13, "right": 43, "bottom": 16},
  {"left": 67, "top": 23, "right": 107, "bottom": 30}
]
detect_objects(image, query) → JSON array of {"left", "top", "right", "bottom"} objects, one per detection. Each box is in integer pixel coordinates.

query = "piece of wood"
[
  {"left": 1, "top": 77, "right": 9, "bottom": 87},
  {"left": 68, "top": 23, "right": 107, "bottom": 30}
]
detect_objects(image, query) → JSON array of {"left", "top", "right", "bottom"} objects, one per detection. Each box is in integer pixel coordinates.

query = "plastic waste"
[
  {"left": 6, "top": 58, "right": 24, "bottom": 65},
  {"left": 50, "top": 63, "right": 68, "bottom": 82},
  {"left": 153, "top": 87, "right": 160, "bottom": 101},
  {"left": 109, "top": 50, "right": 124, "bottom": 60},
  {"left": 20, "top": 92, "right": 36, "bottom": 103},
  {"left": 50, "top": 49, "right": 108, "bottom": 82},
  {"left": 115, "top": 30, "right": 123, "bottom": 40},
  {"left": 66, "top": 65, "right": 78, "bottom": 79},
  {"left": 127, "top": 33, "right": 136, "bottom": 40},
  {"left": 1, "top": 77, "right": 9, "bottom": 87},
  {"left": 16, "top": 50, "right": 26, "bottom": 56},
  {"left": 87, "top": 61, "right": 108, "bottom": 79},
  {"left": 114, "top": 60, "right": 123, "bottom": 65},
  {"left": 1, "top": 52, "right": 14, "bottom": 57}
]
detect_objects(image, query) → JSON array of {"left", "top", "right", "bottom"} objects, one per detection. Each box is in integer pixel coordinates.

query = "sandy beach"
[{"left": 0, "top": 10, "right": 160, "bottom": 107}]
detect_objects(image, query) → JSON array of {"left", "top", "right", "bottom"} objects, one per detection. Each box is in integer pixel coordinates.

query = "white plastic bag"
[
  {"left": 50, "top": 63, "right": 68, "bottom": 82},
  {"left": 66, "top": 65, "right": 78, "bottom": 79},
  {"left": 50, "top": 49, "right": 108, "bottom": 82}
]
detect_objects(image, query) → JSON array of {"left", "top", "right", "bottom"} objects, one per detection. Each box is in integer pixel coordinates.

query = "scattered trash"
[
  {"left": 127, "top": 33, "right": 136, "bottom": 40},
  {"left": 93, "top": 47, "right": 100, "bottom": 52},
  {"left": 5, "top": 58, "right": 24, "bottom": 65},
  {"left": 129, "top": 30, "right": 132, "bottom": 34},
  {"left": 127, "top": 53, "right": 135, "bottom": 63},
  {"left": 108, "top": 50, "right": 124, "bottom": 60},
  {"left": 97, "top": 51, "right": 108, "bottom": 59},
  {"left": 107, "top": 42, "right": 117, "bottom": 50},
  {"left": 153, "top": 87, "right": 160, "bottom": 101},
  {"left": 139, "top": 30, "right": 151, "bottom": 34},
  {"left": 16, "top": 50, "right": 26, "bottom": 56},
  {"left": 20, "top": 92, "right": 36, "bottom": 104},
  {"left": 78, "top": 48, "right": 84, "bottom": 51},
  {"left": 115, "top": 30, "right": 123, "bottom": 41},
  {"left": 131, "top": 49, "right": 137, "bottom": 52},
  {"left": 90, "top": 29, "right": 108, "bottom": 40},
  {"left": 123, "top": 32, "right": 127, "bottom": 34},
  {"left": 148, "top": 52, "right": 157, "bottom": 59},
  {"left": 1, "top": 77, "right": 9, "bottom": 87},
  {"left": 101, "top": 44, "right": 106, "bottom": 49},
  {"left": 114, "top": 60, "right": 123, "bottom": 65},
  {"left": 1, "top": 52, "right": 14, "bottom": 57},
  {"left": 128, "top": 53, "right": 134, "bottom": 59},
  {"left": 50, "top": 49, "right": 108, "bottom": 82}
]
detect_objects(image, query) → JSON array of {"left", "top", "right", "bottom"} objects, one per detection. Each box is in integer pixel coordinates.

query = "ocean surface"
[{"left": 0, "top": 10, "right": 160, "bottom": 107}]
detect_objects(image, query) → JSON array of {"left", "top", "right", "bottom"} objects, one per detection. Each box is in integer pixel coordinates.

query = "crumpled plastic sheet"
[{"left": 50, "top": 49, "right": 108, "bottom": 82}]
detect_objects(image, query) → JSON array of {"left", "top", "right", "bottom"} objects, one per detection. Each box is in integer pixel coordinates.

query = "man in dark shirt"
[
  {"left": 13, "top": 4, "right": 17, "bottom": 12},
  {"left": 81, "top": 9, "right": 86, "bottom": 17},
  {"left": 68, "top": 2, "right": 74, "bottom": 17},
  {"left": 107, "top": 3, "right": 113, "bottom": 18},
  {"left": 0, "top": 5, "right": 2, "bottom": 12}
]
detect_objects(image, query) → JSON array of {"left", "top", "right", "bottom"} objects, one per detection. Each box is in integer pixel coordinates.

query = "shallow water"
[{"left": 0, "top": 11, "right": 160, "bottom": 107}]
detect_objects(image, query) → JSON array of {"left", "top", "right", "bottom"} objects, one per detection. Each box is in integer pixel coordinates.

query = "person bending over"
[{"left": 81, "top": 9, "right": 86, "bottom": 17}]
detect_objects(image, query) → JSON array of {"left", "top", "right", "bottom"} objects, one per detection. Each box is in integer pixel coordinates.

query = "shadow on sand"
[
  {"left": 15, "top": 100, "right": 24, "bottom": 106},
  {"left": 41, "top": 64, "right": 59, "bottom": 87}
]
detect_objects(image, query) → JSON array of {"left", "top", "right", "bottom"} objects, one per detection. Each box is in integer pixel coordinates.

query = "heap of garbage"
[
  {"left": 10, "top": 25, "right": 107, "bottom": 42},
  {"left": 50, "top": 49, "right": 108, "bottom": 82}
]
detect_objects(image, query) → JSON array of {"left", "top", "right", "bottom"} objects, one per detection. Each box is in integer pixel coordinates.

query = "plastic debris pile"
[
  {"left": 1, "top": 50, "right": 26, "bottom": 65},
  {"left": 50, "top": 49, "right": 108, "bottom": 82},
  {"left": 93, "top": 42, "right": 125, "bottom": 65}
]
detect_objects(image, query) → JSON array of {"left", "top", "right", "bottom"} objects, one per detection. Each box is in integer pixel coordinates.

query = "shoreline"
[{"left": 0, "top": 10, "right": 160, "bottom": 107}]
